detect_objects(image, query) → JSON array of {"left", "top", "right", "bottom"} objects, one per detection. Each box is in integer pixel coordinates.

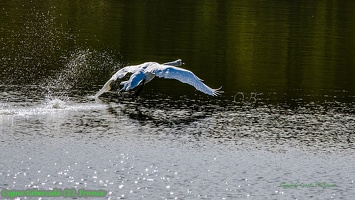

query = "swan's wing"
[
  {"left": 94, "top": 79, "right": 114, "bottom": 98},
  {"left": 94, "top": 65, "right": 140, "bottom": 98},
  {"left": 120, "top": 71, "right": 146, "bottom": 91},
  {"left": 147, "top": 65, "right": 222, "bottom": 96}
]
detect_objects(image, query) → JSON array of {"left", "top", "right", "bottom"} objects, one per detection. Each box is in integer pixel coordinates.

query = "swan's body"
[{"left": 94, "top": 59, "right": 222, "bottom": 98}]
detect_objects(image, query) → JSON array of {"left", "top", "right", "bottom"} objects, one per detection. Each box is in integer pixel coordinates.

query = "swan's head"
[
  {"left": 174, "top": 59, "right": 184, "bottom": 66},
  {"left": 164, "top": 59, "right": 184, "bottom": 66}
]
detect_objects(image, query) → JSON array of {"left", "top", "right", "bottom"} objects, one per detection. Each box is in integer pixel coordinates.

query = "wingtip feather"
[{"left": 212, "top": 86, "right": 224, "bottom": 96}]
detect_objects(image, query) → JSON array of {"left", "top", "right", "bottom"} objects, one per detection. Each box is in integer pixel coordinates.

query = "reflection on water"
[
  {"left": 1, "top": 90, "right": 355, "bottom": 199},
  {"left": 1, "top": 1, "right": 355, "bottom": 199},
  {"left": 1, "top": 86, "right": 354, "bottom": 153},
  {"left": 1, "top": 1, "right": 355, "bottom": 99}
]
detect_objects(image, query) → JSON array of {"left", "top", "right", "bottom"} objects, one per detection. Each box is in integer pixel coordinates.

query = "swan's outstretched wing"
[
  {"left": 120, "top": 71, "right": 145, "bottom": 91},
  {"left": 147, "top": 65, "right": 222, "bottom": 96},
  {"left": 94, "top": 65, "right": 140, "bottom": 98}
]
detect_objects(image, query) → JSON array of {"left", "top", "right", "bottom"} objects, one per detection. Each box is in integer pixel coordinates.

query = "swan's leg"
[{"left": 135, "top": 79, "right": 146, "bottom": 97}]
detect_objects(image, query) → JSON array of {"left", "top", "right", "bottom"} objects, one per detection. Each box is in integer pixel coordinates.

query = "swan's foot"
[{"left": 135, "top": 80, "right": 146, "bottom": 97}]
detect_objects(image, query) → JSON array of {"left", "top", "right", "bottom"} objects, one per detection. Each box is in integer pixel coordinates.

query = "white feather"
[{"left": 94, "top": 59, "right": 222, "bottom": 98}]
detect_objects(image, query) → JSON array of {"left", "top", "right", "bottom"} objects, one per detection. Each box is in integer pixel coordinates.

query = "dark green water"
[
  {"left": 1, "top": 1, "right": 355, "bottom": 106},
  {"left": 1, "top": 1, "right": 355, "bottom": 199}
]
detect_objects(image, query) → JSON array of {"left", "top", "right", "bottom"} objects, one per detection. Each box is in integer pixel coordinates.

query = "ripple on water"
[
  {"left": 77, "top": 92, "right": 354, "bottom": 154},
  {"left": 1, "top": 91, "right": 355, "bottom": 200},
  {"left": 1, "top": 101, "right": 106, "bottom": 117}
]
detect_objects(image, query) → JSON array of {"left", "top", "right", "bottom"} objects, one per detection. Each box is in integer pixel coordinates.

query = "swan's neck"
[{"left": 163, "top": 59, "right": 183, "bottom": 66}]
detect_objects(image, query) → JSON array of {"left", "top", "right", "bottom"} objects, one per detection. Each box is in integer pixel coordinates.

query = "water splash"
[
  {"left": 43, "top": 49, "right": 91, "bottom": 101},
  {"left": 0, "top": 8, "right": 75, "bottom": 85},
  {"left": 42, "top": 48, "right": 123, "bottom": 102},
  {"left": 45, "top": 99, "right": 66, "bottom": 109},
  {"left": 0, "top": 8, "right": 119, "bottom": 116}
]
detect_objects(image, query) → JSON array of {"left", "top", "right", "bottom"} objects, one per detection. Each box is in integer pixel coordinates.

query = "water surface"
[{"left": 1, "top": 1, "right": 355, "bottom": 199}]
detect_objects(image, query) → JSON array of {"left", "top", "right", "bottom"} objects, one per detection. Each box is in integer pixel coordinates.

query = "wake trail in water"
[
  {"left": 1, "top": 48, "right": 120, "bottom": 116},
  {"left": 0, "top": 9, "right": 122, "bottom": 117},
  {"left": 33, "top": 48, "right": 122, "bottom": 114}
]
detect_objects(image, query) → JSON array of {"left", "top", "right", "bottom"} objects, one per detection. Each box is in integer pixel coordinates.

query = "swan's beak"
[
  {"left": 176, "top": 59, "right": 184, "bottom": 65},
  {"left": 179, "top": 59, "right": 185, "bottom": 65}
]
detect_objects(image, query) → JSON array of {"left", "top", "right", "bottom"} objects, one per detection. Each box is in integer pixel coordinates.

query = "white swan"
[{"left": 94, "top": 59, "right": 222, "bottom": 98}]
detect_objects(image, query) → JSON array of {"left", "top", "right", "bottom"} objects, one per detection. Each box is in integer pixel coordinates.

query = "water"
[{"left": 1, "top": 1, "right": 355, "bottom": 199}]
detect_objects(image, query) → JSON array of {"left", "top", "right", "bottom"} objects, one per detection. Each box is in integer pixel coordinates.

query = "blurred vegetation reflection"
[{"left": 0, "top": 0, "right": 354, "bottom": 105}]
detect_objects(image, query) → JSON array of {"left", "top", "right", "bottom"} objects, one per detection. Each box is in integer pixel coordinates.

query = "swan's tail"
[{"left": 94, "top": 80, "right": 113, "bottom": 98}]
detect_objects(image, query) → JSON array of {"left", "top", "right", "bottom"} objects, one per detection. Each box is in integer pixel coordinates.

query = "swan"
[{"left": 94, "top": 59, "right": 222, "bottom": 98}]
